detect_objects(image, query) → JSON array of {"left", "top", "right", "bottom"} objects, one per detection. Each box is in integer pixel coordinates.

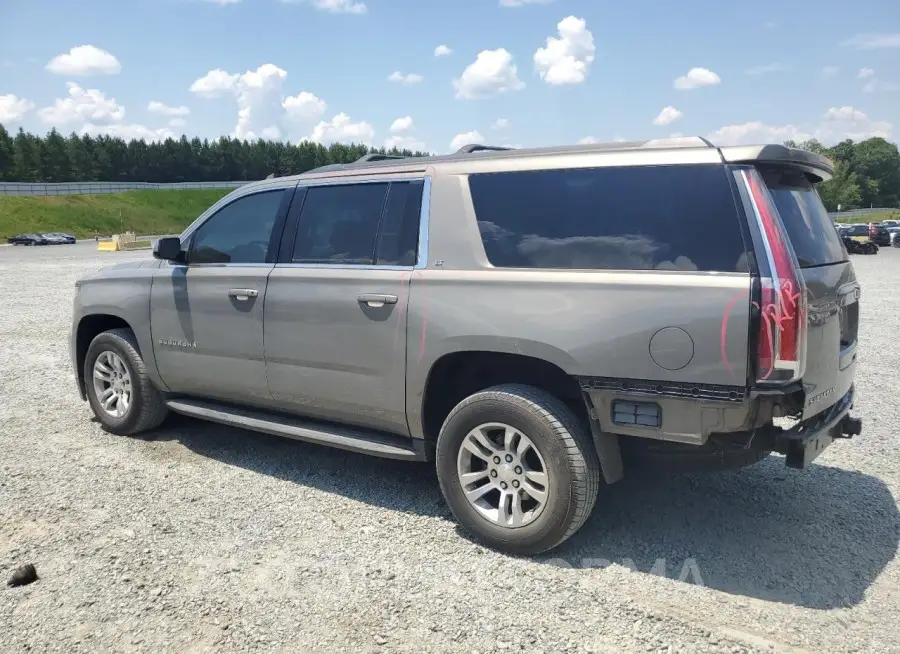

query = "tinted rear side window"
[
  {"left": 469, "top": 165, "right": 748, "bottom": 272},
  {"left": 760, "top": 167, "right": 847, "bottom": 268},
  {"left": 291, "top": 183, "right": 389, "bottom": 264}
]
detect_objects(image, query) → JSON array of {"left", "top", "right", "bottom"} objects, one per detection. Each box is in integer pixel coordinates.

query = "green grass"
[{"left": 0, "top": 189, "right": 231, "bottom": 239}]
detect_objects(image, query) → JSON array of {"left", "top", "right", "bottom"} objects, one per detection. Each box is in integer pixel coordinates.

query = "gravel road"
[{"left": 1, "top": 243, "right": 898, "bottom": 654}]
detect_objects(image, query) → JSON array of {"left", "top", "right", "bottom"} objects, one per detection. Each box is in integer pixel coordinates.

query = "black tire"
[
  {"left": 84, "top": 328, "right": 168, "bottom": 436},
  {"left": 435, "top": 384, "right": 601, "bottom": 555}
]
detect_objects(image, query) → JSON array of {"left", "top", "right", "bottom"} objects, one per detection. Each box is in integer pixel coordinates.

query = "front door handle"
[
  {"left": 357, "top": 293, "right": 398, "bottom": 307},
  {"left": 228, "top": 288, "right": 259, "bottom": 301}
]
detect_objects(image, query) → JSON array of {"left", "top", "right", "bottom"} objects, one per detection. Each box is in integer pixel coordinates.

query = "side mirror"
[{"left": 153, "top": 236, "right": 186, "bottom": 263}]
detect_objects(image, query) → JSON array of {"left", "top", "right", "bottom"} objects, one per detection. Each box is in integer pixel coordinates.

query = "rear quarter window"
[
  {"left": 760, "top": 167, "right": 847, "bottom": 268},
  {"left": 468, "top": 164, "right": 749, "bottom": 272}
]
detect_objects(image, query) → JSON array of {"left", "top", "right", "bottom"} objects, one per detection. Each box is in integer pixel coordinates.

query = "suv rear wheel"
[
  {"left": 84, "top": 328, "right": 168, "bottom": 435},
  {"left": 436, "top": 384, "right": 600, "bottom": 555}
]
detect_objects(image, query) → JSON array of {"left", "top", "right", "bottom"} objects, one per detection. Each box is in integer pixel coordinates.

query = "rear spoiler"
[{"left": 717, "top": 144, "right": 834, "bottom": 183}]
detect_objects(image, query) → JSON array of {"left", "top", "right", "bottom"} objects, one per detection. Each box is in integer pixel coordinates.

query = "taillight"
[{"left": 741, "top": 169, "right": 807, "bottom": 384}]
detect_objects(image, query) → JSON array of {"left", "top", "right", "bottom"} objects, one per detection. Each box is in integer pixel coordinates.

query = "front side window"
[
  {"left": 291, "top": 183, "right": 390, "bottom": 264},
  {"left": 189, "top": 190, "right": 285, "bottom": 264},
  {"left": 469, "top": 164, "right": 749, "bottom": 272}
]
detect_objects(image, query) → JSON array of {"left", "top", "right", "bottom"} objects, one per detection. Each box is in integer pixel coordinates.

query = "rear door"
[
  {"left": 758, "top": 166, "right": 859, "bottom": 419},
  {"left": 263, "top": 178, "right": 425, "bottom": 435}
]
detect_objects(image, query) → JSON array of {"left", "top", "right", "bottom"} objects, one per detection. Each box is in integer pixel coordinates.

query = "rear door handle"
[
  {"left": 357, "top": 293, "right": 398, "bottom": 307},
  {"left": 228, "top": 288, "right": 259, "bottom": 301}
]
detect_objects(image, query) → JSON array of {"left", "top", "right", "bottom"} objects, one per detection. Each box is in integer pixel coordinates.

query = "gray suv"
[{"left": 70, "top": 138, "right": 863, "bottom": 554}]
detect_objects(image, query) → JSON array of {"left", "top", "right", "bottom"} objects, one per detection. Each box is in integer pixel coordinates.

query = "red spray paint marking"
[
  {"left": 393, "top": 273, "right": 409, "bottom": 353},
  {"left": 719, "top": 291, "right": 745, "bottom": 379},
  {"left": 417, "top": 272, "right": 428, "bottom": 364},
  {"left": 719, "top": 279, "right": 806, "bottom": 380}
]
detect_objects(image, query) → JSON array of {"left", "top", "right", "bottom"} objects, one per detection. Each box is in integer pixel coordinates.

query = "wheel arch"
[{"left": 74, "top": 313, "right": 137, "bottom": 399}]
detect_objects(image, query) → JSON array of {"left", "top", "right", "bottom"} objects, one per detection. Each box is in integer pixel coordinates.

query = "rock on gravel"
[{"left": 1, "top": 243, "right": 899, "bottom": 654}]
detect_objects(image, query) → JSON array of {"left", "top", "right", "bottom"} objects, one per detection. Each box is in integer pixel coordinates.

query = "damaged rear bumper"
[{"left": 766, "top": 385, "right": 861, "bottom": 469}]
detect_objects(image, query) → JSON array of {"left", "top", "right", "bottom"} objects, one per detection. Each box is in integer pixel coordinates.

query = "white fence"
[
  {"left": 0, "top": 181, "right": 254, "bottom": 196},
  {"left": 829, "top": 207, "right": 897, "bottom": 220}
]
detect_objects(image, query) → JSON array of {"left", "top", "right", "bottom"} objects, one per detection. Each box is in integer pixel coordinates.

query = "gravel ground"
[{"left": 1, "top": 242, "right": 898, "bottom": 654}]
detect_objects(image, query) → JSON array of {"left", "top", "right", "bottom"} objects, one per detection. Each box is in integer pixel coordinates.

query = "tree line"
[
  {"left": 783, "top": 137, "right": 900, "bottom": 211},
  {"left": 0, "top": 124, "right": 429, "bottom": 185},
  {"left": 1, "top": 123, "right": 898, "bottom": 211}
]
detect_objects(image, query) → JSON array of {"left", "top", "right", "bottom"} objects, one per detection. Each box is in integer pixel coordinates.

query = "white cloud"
[
  {"left": 80, "top": 123, "right": 174, "bottom": 142},
  {"left": 384, "top": 134, "right": 426, "bottom": 151},
  {"left": 46, "top": 45, "right": 121, "bottom": 76},
  {"left": 858, "top": 67, "right": 875, "bottom": 79},
  {"left": 38, "top": 82, "right": 125, "bottom": 125},
  {"left": 434, "top": 45, "right": 453, "bottom": 57},
  {"left": 168, "top": 118, "right": 187, "bottom": 128},
  {"left": 281, "top": 0, "right": 367, "bottom": 13},
  {"left": 841, "top": 33, "right": 900, "bottom": 50},
  {"left": 653, "top": 106, "right": 682, "bottom": 126},
  {"left": 863, "top": 78, "right": 900, "bottom": 93},
  {"left": 389, "top": 116, "right": 414, "bottom": 133},
  {"left": 0, "top": 94, "right": 35, "bottom": 123},
  {"left": 304, "top": 113, "right": 374, "bottom": 145},
  {"left": 204, "top": 0, "right": 241, "bottom": 3},
  {"left": 821, "top": 66, "right": 840, "bottom": 78},
  {"left": 191, "top": 63, "right": 288, "bottom": 139},
  {"left": 387, "top": 71, "right": 423, "bottom": 84},
  {"left": 709, "top": 106, "right": 893, "bottom": 146},
  {"left": 189, "top": 69, "right": 239, "bottom": 98},
  {"left": 533, "top": 16, "right": 595, "bottom": 85},
  {"left": 384, "top": 116, "right": 423, "bottom": 150},
  {"left": 492, "top": 118, "right": 509, "bottom": 130},
  {"left": 578, "top": 136, "right": 599, "bottom": 144},
  {"left": 454, "top": 48, "right": 524, "bottom": 99},
  {"left": 282, "top": 91, "right": 327, "bottom": 120},
  {"left": 450, "top": 130, "right": 484, "bottom": 152},
  {"left": 500, "top": 0, "right": 553, "bottom": 5},
  {"left": 148, "top": 101, "right": 190, "bottom": 117},
  {"left": 259, "top": 126, "right": 281, "bottom": 140},
  {"left": 746, "top": 62, "right": 789, "bottom": 75},
  {"left": 674, "top": 67, "right": 721, "bottom": 90}
]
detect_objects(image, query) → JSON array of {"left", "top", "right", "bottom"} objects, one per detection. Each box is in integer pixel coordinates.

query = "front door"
[
  {"left": 264, "top": 178, "right": 425, "bottom": 435},
  {"left": 150, "top": 186, "right": 292, "bottom": 405}
]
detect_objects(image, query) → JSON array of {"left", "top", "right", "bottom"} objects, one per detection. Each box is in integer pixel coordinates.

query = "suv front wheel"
[
  {"left": 436, "top": 384, "right": 601, "bottom": 555},
  {"left": 84, "top": 328, "right": 168, "bottom": 436}
]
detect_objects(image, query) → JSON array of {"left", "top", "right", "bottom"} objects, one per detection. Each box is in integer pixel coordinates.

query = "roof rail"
[
  {"left": 355, "top": 153, "right": 407, "bottom": 163},
  {"left": 643, "top": 136, "right": 716, "bottom": 149},
  {"left": 455, "top": 144, "right": 515, "bottom": 155}
]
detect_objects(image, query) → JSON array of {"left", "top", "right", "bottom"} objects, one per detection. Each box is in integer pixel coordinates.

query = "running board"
[{"left": 165, "top": 398, "right": 425, "bottom": 461}]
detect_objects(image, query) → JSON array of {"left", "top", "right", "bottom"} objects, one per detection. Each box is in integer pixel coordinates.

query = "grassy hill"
[{"left": 0, "top": 189, "right": 231, "bottom": 239}]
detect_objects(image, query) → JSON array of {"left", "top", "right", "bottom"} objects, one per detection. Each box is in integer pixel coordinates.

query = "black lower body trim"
[{"left": 577, "top": 376, "right": 746, "bottom": 403}]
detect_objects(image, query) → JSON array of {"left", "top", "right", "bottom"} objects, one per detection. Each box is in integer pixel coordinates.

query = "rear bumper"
[{"left": 767, "top": 385, "right": 860, "bottom": 469}]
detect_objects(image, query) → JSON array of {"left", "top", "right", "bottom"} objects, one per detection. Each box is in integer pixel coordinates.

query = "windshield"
[{"left": 761, "top": 167, "right": 847, "bottom": 268}]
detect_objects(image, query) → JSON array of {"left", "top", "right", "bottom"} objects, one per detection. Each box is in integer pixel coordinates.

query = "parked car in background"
[
  {"left": 880, "top": 219, "right": 899, "bottom": 228},
  {"left": 842, "top": 223, "right": 871, "bottom": 240},
  {"left": 868, "top": 222, "right": 891, "bottom": 246},
  {"left": 886, "top": 226, "right": 900, "bottom": 247},
  {"left": 7, "top": 233, "right": 49, "bottom": 246},
  {"left": 41, "top": 233, "right": 68, "bottom": 245},
  {"left": 43, "top": 232, "right": 77, "bottom": 244}
]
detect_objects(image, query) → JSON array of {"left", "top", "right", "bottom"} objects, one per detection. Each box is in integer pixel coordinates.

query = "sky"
[{"left": 0, "top": 0, "right": 898, "bottom": 154}]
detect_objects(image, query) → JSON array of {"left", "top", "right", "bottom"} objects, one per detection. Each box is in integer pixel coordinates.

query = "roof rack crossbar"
[
  {"left": 355, "top": 153, "right": 408, "bottom": 163},
  {"left": 455, "top": 144, "right": 515, "bottom": 154}
]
